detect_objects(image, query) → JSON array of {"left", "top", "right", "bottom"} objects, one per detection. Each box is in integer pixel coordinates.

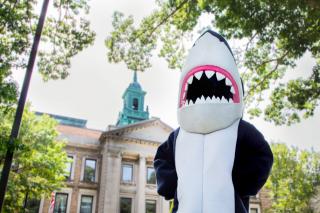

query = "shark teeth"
[
  {"left": 216, "top": 72, "right": 225, "bottom": 81},
  {"left": 230, "top": 87, "right": 235, "bottom": 94},
  {"left": 205, "top": 71, "right": 214, "bottom": 79},
  {"left": 221, "top": 96, "right": 228, "bottom": 103},
  {"left": 186, "top": 70, "right": 233, "bottom": 85},
  {"left": 187, "top": 76, "right": 193, "bottom": 84},
  {"left": 195, "top": 95, "right": 206, "bottom": 104},
  {"left": 182, "top": 69, "right": 237, "bottom": 107},
  {"left": 225, "top": 78, "right": 232, "bottom": 86},
  {"left": 183, "top": 95, "right": 234, "bottom": 106},
  {"left": 194, "top": 71, "right": 203, "bottom": 80}
]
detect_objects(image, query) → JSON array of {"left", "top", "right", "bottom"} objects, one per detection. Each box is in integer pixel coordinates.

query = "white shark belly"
[{"left": 175, "top": 120, "right": 239, "bottom": 213}]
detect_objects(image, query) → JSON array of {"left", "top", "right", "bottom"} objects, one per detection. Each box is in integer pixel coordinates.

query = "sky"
[{"left": 13, "top": 0, "right": 320, "bottom": 150}]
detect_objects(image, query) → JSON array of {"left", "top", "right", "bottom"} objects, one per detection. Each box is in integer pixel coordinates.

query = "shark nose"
[{"left": 193, "top": 30, "right": 234, "bottom": 58}]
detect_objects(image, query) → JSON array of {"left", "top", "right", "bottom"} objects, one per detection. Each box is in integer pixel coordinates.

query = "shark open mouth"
[{"left": 179, "top": 65, "right": 240, "bottom": 108}]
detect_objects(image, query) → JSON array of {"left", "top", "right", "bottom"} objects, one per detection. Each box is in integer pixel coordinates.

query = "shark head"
[{"left": 177, "top": 30, "right": 244, "bottom": 134}]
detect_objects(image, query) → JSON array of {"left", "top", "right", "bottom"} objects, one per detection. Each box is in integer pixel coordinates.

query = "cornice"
[
  {"left": 104, "top": 135, "right": 161, "bottom": 147},
  {"left": 121, "top": 152, "right": 140, "bottom": 161},
  {"left": 66, "top": 142, "right": 100, "bottom": 151}
]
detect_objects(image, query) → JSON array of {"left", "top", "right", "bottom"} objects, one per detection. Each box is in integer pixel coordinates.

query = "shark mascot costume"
[{"left": 154, "top": 30, "right": 273, "bottom": 213}]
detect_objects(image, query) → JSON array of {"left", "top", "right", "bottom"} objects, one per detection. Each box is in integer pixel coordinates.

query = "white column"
[
  {"left": 97, "top": 146, "right": 108, "bottom": 213},
  {"left": 137, "top": 155, "right": 146, "bottom": 213},
  {"left": 100, "top": 149, "right": 121, "bottom": 213}
]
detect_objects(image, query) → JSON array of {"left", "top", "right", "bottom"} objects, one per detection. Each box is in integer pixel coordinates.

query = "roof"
[
  {"left": 101, "top": 117, "right": 173, "bottom": 143},
  {"left": 57, "top": 125, "right": 102, "bottom": 146},
  {"left": 56, "top": 117, "right": 173, "bottom": 146},
  {"left": 36, "top": 112, "right": 87, "bottom": 128},
  {"left": 57, "top": 125, "right": 102, "bottom": 139},
  {"left": 105, "top": 117, "right": 172, "bottom": 134}
]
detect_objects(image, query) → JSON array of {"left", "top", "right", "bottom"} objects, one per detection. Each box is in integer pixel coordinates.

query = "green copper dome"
[{"left": 116, "top": 71, "right": 149, "bottom": 126}]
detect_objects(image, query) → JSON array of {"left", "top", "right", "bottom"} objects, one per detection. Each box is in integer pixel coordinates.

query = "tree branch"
[
  {"left": 256, "top": 56, "right": 280, "bottom": 70},
  {"left": 245, "top": 31, "right": 258, "bottom": 51},
  {"left": 244, "top": 51, "right": 289, "bottom": 100},
  {"left": 136, "top": 0, "right": 190, "bottom": 41}
]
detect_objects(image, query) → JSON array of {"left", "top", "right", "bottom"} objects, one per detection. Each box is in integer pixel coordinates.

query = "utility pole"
[{"left": 0, "top": 0, "right": 50, "bottom": 211}]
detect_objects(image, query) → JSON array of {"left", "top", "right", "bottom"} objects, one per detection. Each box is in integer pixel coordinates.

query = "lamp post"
[{"left": 0, "top": 0, "right": 50, "bottom": 211}]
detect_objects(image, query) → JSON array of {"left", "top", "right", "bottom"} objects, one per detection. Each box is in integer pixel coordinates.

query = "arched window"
[{"left": 132, "top": 98, "right": 139, "bottom": 110}]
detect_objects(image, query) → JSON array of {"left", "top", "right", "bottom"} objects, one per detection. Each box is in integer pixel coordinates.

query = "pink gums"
[{"left": 179, "top": 65, "right": 240, "bottom": 108}]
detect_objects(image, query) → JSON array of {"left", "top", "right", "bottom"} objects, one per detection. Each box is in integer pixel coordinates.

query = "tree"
[
  {"left": 0, "top": 106, "right": 70, "bottom": 212},
  {"left": 265, "top": 143, "right": 320, "bottom": 212},
  {"left": 105, "top": 0, "right": 320, "bottom": 126},
  {"left": 0, "top": 0, "right": 96, "bottom": 106}
]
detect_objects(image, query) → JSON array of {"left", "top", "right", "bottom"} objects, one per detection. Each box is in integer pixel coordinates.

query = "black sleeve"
[
  {"left": 153, "top": 130, "right": 178, "bottom": 200},
  {"left": 232, "top": 120, "right": 273, "bottom": 197}
]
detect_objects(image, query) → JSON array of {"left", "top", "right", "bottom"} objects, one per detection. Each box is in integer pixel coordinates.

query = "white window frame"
[
  {"left": 121, "top": 162, "right": 135, "bottom": 184},
  {"left": 146, "top": 199, "right": 157, "bottom": 213},
  {"left": 81, "top": 157, "right": 99, "bottom": 183},
  {"left": 249, "top": 203, "right": 261, "bottom": 213},
  {"left": 146, "top": 166, "right": 156, "bottom": 185},
  {"left": 119, "top": 195, "right": 134, "bottom": 213},
  {"left": 67, "top": 154, "right": 76, "bottom": 181},
  {"left": 48, "top": 188, "right": 72, "bottom": 213},
  {"left": 77, "top": 189, "right": 97, "bottom": 213},
  {"left": 146, "top": 195, "right": 159, "bottom": 213}
]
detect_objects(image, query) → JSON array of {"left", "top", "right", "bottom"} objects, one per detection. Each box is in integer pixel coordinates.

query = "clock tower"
[{"left": 116, "top": 71, "right": 149, "bottom": 126}]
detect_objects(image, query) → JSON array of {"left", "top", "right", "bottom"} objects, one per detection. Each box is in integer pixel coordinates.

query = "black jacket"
[{"left": 154, "top": 119, "right": 273, "bottom": 213}]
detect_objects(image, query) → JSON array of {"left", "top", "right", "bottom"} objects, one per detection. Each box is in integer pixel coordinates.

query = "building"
[{"left": 37, "top": 72, "right": 269, "bottom": 213}]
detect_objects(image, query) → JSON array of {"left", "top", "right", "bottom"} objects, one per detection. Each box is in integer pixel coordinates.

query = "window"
[
  {"left": 54, "top": 193, "right": 68, "bottom": 213},
  {"left": 83, "top": 159, "right": 96, "bottom": 182},
  {"left": 25, "top": 198, "right": 40, "bottom": 213},
  {"left": 250, "top": 208, "right": 259, "bottom": 213},
  {"left": 120, "top": 197, "right": 132, "bottom": 213},
  {"left": 121, "top": 164, "right": 133, "bottom": 183},
  {"left": 132, "top": 98, "right": 138, "bottom": 110},
  {"left": 249, "top": 204, "right": 260, "bottom": 213},
  {"left": 146, "top": 167, "right": 156, "bottom": 184},
  {"left": 80, "top": 195, "right": 93, "bottom": 213},
  {"left": 65, "top": 156, "right": 73, "bottom": 180},
  {"left": 146, "top": 200, "right": 156, "bottom": 213}
]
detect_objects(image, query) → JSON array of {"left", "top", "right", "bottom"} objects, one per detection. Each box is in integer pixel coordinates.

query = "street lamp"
[{"left": 0, "top": 0, "right": 50, "bottom": 211}]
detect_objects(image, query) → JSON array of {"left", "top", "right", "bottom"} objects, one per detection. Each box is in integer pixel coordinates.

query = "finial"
[{"left": 133, "top": 71, "right": 137, "bottom": 83}]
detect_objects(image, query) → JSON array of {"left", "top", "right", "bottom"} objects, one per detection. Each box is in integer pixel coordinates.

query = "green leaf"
[{"left": 0, "top": 105, "right": 69, "bottom": 211}]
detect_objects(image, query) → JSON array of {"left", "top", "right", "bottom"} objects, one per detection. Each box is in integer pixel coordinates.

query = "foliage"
[
  {"left": 0, "top": 0, "right": 95, "bottom": 106},
  {"left": 0, "top": 106, "right": 69, "bottom": 212},
  {"left": 106, "top": 0, "right": 320, "bottom": 125},
  {"left": 265, "top": 143, "right": 320, "bottom": 212}
]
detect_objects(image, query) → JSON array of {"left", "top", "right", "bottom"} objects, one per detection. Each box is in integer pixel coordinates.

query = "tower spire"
[{"left": 133, "top": 71, "right": 137, "bottom": 83}]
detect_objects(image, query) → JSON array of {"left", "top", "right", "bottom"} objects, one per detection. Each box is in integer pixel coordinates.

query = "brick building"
[{"left": 36, "top": 72, "right": 270, "bottom": 213}]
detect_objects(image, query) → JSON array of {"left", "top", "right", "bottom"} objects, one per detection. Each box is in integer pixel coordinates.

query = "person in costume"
[{"left": 154, "top": 30, "right": 273, "bottom": 213}]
